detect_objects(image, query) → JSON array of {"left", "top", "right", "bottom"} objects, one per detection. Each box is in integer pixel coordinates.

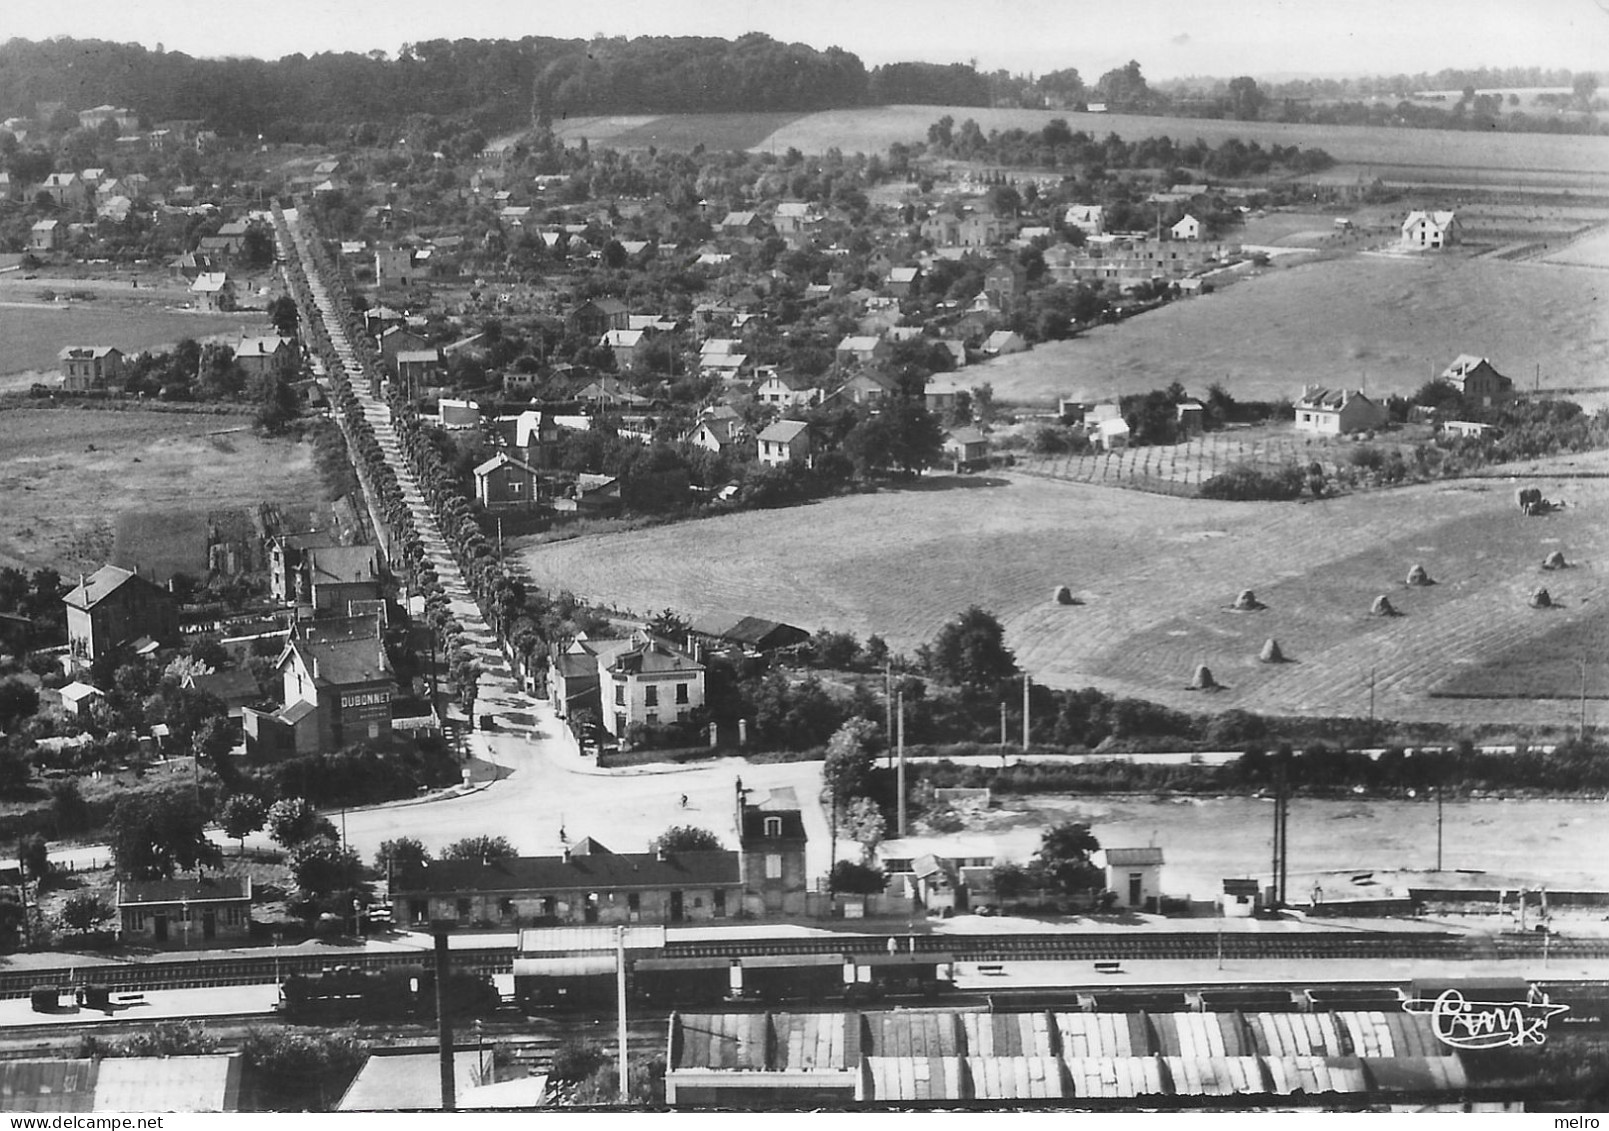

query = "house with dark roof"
[
  {"left": 547, "top": 634, "right": 638, "bottom": 721},
  {"left": 1440, "top": 355, "right": 1515, "bottom": 406},
  {"left": 233, "top": 335, "right": 299, "bottom": 382},
  {"left": 303, "top": 544, "right": 382, "bottom": 614},
  {"left": 735, "top": 782, "right": 809, "bottom": 916},
  {"left": 600, "top": 635, "right": 705, "bottom": 742},
  {"left": 756, "top": 419, "right": 812, "bottom": 467},
  {"left": 117, "top": 875, "right": 253, "bottom": 946},
  {"left": 942, "top": 427, "right": 989, "bottom": 471},
  {"left": 58, "top": 346, "right": 125, "bottom": 392},
  {"left": 567, "top": 297, "right": 631, "bottom": 338},
  {"left": 267, "top": 530, "right": 341, "bottom": 603},
  {"left": 473, "top": 452, "right": 543, "bottom": 509},
  {"left": 181, "top": 667, "right": 263, "bottom": 724},
  {"left": 247, "top": 615, "right": 392, "bottom": 757},
  {"left": 63, "top": 565, "right": 179, "bottom": 663},
  {"left": 688, "top": 613, "right": 810, "bottom": 654}
]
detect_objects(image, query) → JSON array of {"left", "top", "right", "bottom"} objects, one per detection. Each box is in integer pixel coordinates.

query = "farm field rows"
[
  {"left": 752, "top": 105, "right": 1609, "bottom": 177},
  {"left": 969, "top": 253, "right": 1608, "bottom": 407},
  {"left": 545, "top": 106, "right": 1609, "bottom": 185},
  {"left": 512, "top": 462, "right": 1609, "bottom": 726},
  {"left": 0, "top": 407, "right": 324, "bottom": 575}
]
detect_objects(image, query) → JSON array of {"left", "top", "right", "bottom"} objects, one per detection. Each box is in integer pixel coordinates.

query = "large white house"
[
  {"left": 1293, "top": 387, "right": 1389, "bottom": 435},
  {"left": 1401, "top": 211, "right": 1459, "bottom": 250}
]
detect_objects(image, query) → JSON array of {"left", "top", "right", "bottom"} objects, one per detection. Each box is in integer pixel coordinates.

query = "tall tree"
[
  {"left": 925, "top": 607, "right": 1019, "bottom": 693},
  {"left": 441, "top": 835, "right": 516, "bottom": 861},
  {"left": 219, "top": 794, "right": 267, "bottom": 856},
  {"left": 1034, "top": 822, "right": 1103, "bottom": 897},
  {"left": 107, "top": 792, "right": 219, "bottom": 879},
  {"left": 651, "top": 826, "right": 723, "bottom": 853}
]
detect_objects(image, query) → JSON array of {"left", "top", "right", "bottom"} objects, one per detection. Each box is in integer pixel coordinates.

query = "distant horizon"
[{"left": 5, "top": 0, "right": 1604, "bottom": 83}]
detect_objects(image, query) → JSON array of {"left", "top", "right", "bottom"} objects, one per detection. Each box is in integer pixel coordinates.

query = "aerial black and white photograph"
[{"left": 0, "top": 0, "right": 1604, "bottom": 1117}]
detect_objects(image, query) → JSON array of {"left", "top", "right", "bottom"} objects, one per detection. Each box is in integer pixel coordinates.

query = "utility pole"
[
  {"left": 1021, "top": 674, "right": 1031, "bottom": 750},
  {"left": 884, "top": 661, "right": 893, "bottom": 770},
  {"left": 616, "top": 925, "right": 629, "bottom": 1104},
  {"left": 1436, "top": 785, "right": 1444, "bottom": 872},
  {"left": 434, "top": 928, "right": 456, "bottom": 1111},
  {"left": 896, "top": 692, "right": 907, "bottom": 838}
]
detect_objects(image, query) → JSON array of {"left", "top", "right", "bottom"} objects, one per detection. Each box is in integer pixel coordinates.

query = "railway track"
[{"left": 1, "top": 929, "right": 1601, "bottom": 999}]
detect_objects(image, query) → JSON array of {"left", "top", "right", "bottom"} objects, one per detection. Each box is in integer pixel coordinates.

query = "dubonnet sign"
[{"left": 1402, "top": 989, "right": 1569, "bottom": 1050}]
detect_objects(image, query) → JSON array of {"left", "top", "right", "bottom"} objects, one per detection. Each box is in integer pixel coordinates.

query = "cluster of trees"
[
  {"left": 0, "top": 566, "right": 65, "bottom": 646},
  {"left": 923, "top": 115, "right": 1336, "bottom": 177}
]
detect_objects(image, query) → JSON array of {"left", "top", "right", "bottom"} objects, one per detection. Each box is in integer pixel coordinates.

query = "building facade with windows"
[{"left": 600, "top": 636, "right": 706, "bottom": 740}]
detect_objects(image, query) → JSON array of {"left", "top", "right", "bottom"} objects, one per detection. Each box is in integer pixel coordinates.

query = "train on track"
[
  {"left": 514, "top": 949, "right": 955, "bottom": 1013},
  {"left": 276, "top": 964, "right": 501, "bottom": 1023}
]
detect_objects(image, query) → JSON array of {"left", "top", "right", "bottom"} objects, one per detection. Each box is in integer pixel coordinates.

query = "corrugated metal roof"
[
  {"left": 866, "top": 1056, "right": 961, "bottom": 1101},
  {"left": 773, "top": 1012, "right": 847, "bottom": 1071},
  {"left": 337, "top": 1052, "right": 482, "bottom": 1111},
  {"left": 967, "top": 1056, "right": 1064, "bottom": 1100},
  {"left": 0, "top": 1060, "right": 96, "bottom": 1112},
  {"left": 94, "top": 1055, "right": 241, "bottom": 1113}
]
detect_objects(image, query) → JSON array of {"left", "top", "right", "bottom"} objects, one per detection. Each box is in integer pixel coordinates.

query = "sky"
[{"left": 6, "top": 0, "right": 1605, "bottom": 80}]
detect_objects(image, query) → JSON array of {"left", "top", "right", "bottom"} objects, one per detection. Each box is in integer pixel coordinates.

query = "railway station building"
[{"left": 116, "top": 875, "right": 253, "bottom": 946}]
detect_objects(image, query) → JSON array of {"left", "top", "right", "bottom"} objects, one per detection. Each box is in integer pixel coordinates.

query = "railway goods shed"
[{"left": 664, "top": 1006, "right": 1474, "bottom": 1107}]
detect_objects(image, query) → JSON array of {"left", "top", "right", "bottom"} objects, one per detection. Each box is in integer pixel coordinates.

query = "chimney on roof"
[
  {"left": 655, "top": 846, "right": 667, "bottom": 862},
  {"left": 562, "top": 846, "right": 571, "bottom": 864}
]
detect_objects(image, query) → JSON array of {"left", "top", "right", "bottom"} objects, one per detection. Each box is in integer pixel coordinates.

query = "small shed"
[
  {"left": 1222, "top": 878, "right": 1260, "bottom": 918},
  {"left": 58, "top": 681, "right": 104, "bottom": 718},
  {"left": 1103, "top": 847, "right": 1165, "bottom": 911}
]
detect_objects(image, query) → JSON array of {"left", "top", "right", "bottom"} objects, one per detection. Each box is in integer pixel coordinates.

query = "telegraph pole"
[
  {"left": 434, "top": 928, "right": 456, "bottom": 1111},
  {"left": 1021, "top": 674, "right": 1031, "bottom": 750},
  {"left": 896, "top": 692, "right": 907, "bottom": 838},
  {"left": 616, "top": 925, "right": 629, "bottom": 1104}
]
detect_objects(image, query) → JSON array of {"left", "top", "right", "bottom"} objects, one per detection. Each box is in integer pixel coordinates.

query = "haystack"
[
  {"left": 1370, "top": 595, "right": 1399, "bottom": 617},
  {"left": 1259, "top": 638, "right": 1286, "bottom": 663},
  {"left": 1053, "top": 585, "right": 1075, "bottom": 605},
  {"left": 1406, "top": 564, "right": 1433, "bottom": 587},
  {"left": 1530, "top": 587, "right": 1553, "bottom": 609},
  {"left": 1232, "top": 589, "right": 1264, "bottom": 611},
  {"left": 1543, "top": 550, "right": 1567, "bottom": 571},
  {"left": 1189, "top": 664, "right": 1219, "bottom": 690}
]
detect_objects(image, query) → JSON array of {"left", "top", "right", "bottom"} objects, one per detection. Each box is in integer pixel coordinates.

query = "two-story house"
[
  {"left": 754, "top": 370, "right": 821, "bottom": 409},
  {"left": 250, "top": 615, "right": 393, "bottom": 757},
  {"left": 735, "top": 783, "right": 810, "bottom": 917},
  {"left": 58, "top": 346, "right": 125, "bottom": 392},
  {"left": 601, "top": 636, "right": 706, "bottom": 742},
  {"left": 566, "top": 297, "right": 631, "bottom": 338},
  {"left": 473, "top": 452, "right": 543, "bottom": 510},
  {"left": 63, "top": 565, "right": 179, "bottom": 664},
  {"left": 1401, "top": 210, "right": 1459, "bottom": 250},
  {"left": 233, "top": 336, "right": 299, "bottom": 382},
  {"left": 29, "top": 219, "right": 63, "bottom": 253},
  {"left": 374, "top": 246, "right": 416, "bottom": 288},
  {"left": 756, "top": 419, "right": 812, "bottom": 468},
  {"left": 189, "top": 273, "right": 236, "bottom": 312},
  {"left": 1440, "top": 355, "right": 1515, "bottom": 406}
]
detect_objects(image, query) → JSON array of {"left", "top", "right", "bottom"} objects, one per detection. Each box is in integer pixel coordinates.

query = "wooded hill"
[{"left": 0, "top": 35, "right": 977, "bottom": 144}]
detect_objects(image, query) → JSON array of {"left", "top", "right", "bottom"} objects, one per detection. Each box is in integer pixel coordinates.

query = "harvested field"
[
  {"left": 753, "top": 105, "right": 1609, "bottom": 183},
  {"left": 545, "top": 107, "right": 1609, "bottom": 193},
  {"left": 513, "top": 458, "right": 1609, "bottom": 726},
  {"left": 1544, "top": 225, "right": 1609, "bottom": 269},
  {"left": 0, "top": 407, "right": 323, "bottom": 576},
  {"left": 557, "top": 111, "right": 804, "bottom": 152},
  {"left": 972, "top": 253, "right": 1609, "bottom": 407}
]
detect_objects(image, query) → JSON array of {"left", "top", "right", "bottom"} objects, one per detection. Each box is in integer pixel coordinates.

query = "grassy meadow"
[
  {"left": 967, "top": 253, "right": 1609, "bottom": 407},
  {"left": 513, "top": 458, "right": 1609, "bottom": 727},
  {"left": 0, "top": 407, "right": 323, "bottom": 576}
]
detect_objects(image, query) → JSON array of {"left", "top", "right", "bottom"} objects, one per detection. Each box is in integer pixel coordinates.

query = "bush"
[{"left": 1198, "top": 463, "right": 1306, "bottom": 501}]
